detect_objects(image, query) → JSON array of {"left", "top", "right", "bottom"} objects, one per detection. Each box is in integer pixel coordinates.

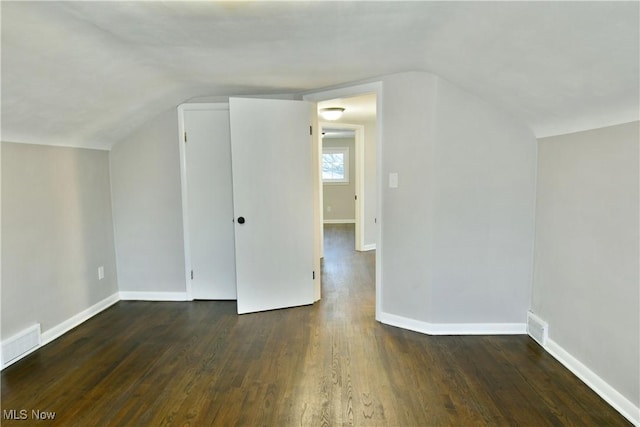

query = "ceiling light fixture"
[{"left": 319, "top": 107, "right": 345, "bottom": 121}]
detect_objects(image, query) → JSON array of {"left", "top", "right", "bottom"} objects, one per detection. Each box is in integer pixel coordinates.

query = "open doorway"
[
  {"left": 314, "top": 92, "right": 378, "bottom": 317},
  {"left": 321, "top": 124, "right": 360, "bottom": 250},
  {"left": 305, "top": 83, "right": 382, "bottom": 318},
  {"left": 317, "top": 93, "right": 377, "bottom": 255}
]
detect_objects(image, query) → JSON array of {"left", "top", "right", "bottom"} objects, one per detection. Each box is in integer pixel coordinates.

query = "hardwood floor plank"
[{"left": 1, "top": 224, "right": 632, "bottom": 426}]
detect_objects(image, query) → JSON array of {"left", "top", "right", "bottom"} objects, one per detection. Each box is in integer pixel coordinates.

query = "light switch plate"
[{"left": 389, "top": 172, "right": 398, "bottom": 188}]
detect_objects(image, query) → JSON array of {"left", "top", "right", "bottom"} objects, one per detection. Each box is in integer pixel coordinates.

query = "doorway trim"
[
  {"left": 303, "top": 81, "right": 383, "bottom": 320},
  {"left": 320, "top": 121, "right": 365, "bottom": 251}
]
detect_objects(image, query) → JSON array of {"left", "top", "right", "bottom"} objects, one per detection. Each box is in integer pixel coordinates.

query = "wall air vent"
[
  {"left": 526, "top": 311, "right": 548, "bottom": 347},
  {"left": 1, "top": 324, "right": 41, "bottom": 369}
]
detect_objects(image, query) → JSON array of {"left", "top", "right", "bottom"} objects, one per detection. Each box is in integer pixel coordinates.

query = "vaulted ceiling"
[{"left": 2, "top": 1, "right": 638, "bottom": 150}]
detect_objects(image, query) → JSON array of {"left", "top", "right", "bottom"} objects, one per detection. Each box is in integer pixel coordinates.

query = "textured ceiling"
[{"left": 1, "top": 1, "right": 638, "bottom": 150}]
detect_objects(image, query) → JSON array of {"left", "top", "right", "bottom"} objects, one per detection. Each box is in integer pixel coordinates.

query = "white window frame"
[{"left": 322, "top": 146, "right": 349, "bottom": 184}]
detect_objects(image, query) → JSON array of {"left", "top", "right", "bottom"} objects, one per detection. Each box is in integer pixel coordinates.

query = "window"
[{"left": 322, "top": 147, "right": 349, "bottom": 183}]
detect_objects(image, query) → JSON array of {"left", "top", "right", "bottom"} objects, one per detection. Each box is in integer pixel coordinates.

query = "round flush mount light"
[{"left": 319, "top": 107, "right": 345, "bottom": 121}]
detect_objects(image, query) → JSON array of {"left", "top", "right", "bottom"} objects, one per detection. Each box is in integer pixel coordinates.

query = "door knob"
[{"left": 237, "top": 216, "right": 245, "bottom": 224}]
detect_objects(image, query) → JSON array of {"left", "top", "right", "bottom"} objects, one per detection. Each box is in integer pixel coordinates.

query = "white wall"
[
  {"left": 110, "top": 108, "right": 187, "bottom": 295},
  {"left": 379, "top": 72, "right": 438, "bottom": 320},
  {"left": 323, "top": 137, "right": 356, "bottom": 221},
  {"left": 379, "top": 72, "right": 537, "bottom": 328},
  {"left": 532, "top": 122, "right": 639, "bottom": 410},
  {"left": 1, "top": 142, "right": 118, "bottom": 339},
  {"left": 428, "top": 79, "right": 537, "bottom": 324}
]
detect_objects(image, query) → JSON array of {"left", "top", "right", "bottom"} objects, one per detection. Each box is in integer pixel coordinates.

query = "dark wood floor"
[{"left": 1, "top": 224, "right": 630, "bottom": 426}]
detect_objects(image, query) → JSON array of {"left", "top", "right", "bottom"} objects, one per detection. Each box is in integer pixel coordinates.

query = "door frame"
[
  {"left": 177, "top": 102, "right": 230, "bottom": 300},
  {"left": 320, "top": 121, "right": 366, "bottom": 251},
  {"left": 303, "top": 81, "right": 383, "bottom": 320}
]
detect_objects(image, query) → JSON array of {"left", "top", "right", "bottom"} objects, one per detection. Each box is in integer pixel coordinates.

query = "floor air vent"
[
  {"left": 526, "top": 312, "right": 548, "bottom": 347},
  {"left": 2, "top": 324, "right": 41, "bottom": 368}
]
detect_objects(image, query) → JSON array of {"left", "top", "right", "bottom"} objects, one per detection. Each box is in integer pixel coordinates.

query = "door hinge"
[
  {"left": 310, "top": 125, "right": 313, "bottom": 135},
  {"left": 313, "top": 271, "right": 315, "bottom": 280},
  {"left": 355, "top": 195, "right": 358, "bottom": 200},
  {"left": 190, "top": 270, "right": 194, "bottom": 280},
  {"left": 184, "top": 132, "right": 187, "bottom": 143}
]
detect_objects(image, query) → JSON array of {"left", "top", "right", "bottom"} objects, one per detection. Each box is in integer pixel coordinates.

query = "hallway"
[{"left": 321, "top": 223, "right": 376, "bottom": 324}]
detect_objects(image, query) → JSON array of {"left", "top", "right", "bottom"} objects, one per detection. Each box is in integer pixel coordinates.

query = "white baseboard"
[
  {"left": 544, "top": 338, "right": 639, "bottom": 425},
  {"left": 2, "top": 291, "right": 188, "bottom": 369},
  {"left": 381, "top": 310, "right": 639, "bottom": 422},
  {"left": 119, "top": 291, "right": 189, "bottom": 301},
  {"left": 41, "top": 293, "right": 120, "bottom": 347},
  {"left": 323, "top": 219, "right": 355, "bottom": 224},
  {"left": 2, "top": 293, "right": 120, "bottom": 370},
  {"left": 361, "top": 244, "right": 376, "bottom": 251},
  {"left": 378, "top": 311, "right": 526, "bottom": 335}
]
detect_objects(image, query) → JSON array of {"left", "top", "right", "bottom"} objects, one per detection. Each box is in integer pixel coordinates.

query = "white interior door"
[
  {"left": 184, "top": 106, "right": 237, "bottom": 299},
  {"left": 229, "top": 97, "right": 315, "bottom": 314}
]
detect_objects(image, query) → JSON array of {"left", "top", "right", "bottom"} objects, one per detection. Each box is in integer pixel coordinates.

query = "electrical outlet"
[
  {"left": 98, "top": 266, "right": 104, "bottom": 280},
  {"left": 327, "top": 206, "right": 332, "bottom": 212}
]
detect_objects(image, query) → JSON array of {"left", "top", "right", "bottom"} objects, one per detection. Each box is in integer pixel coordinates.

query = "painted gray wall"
[
  {"left": 532, "top": 122, "right": 640, "bottom": 407},
  {"left": 429, "top": 78, "right": 537, "bottom": 323},
  {"left": 110, "top": 108, "right": 186, "bottom": 293},
  {"left": 1, "top": 142, "right": 118, "bottom": 339},
  {"left": 380, "top": 72, "right": 438, "bottom": 320},
  {"left": 323, "top": 137, "right": 356, "bottom": 221},
  {"left": 379, "top": 72, "right": 537, "bottom": 324}
]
